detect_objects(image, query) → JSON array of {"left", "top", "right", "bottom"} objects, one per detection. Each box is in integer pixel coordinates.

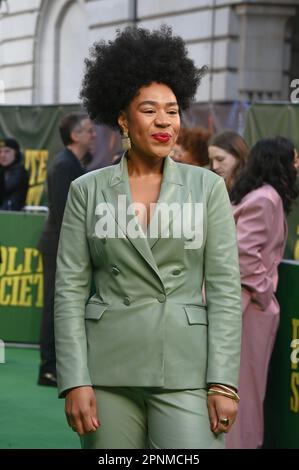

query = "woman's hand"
[
  {"left": 207, "top": 391, "right": 238, "bottom": 435},
  {"left": 65, "top": 386, "right": 100, "bottom": 436}
]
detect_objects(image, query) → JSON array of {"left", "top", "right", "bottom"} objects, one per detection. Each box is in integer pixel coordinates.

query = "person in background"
[
  {"left": 208, "top": 131, "right": 249, "bottom": 193},
  {"left": 227, "top": 136, "right": 299, "bottom": 449},
  {"left": 37, "top": 112, "right": 96, "bottom": 387},
  {"left": 54, "top": 25, "right": 242, "bottom": 449},
  {"left": 0, "top": 138, "right": 29, "bottom": 211},
  {"left": 172, "top": 127, "right": 211, "bottom": 167}
]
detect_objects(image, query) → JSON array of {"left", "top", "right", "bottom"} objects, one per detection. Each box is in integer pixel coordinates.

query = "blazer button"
[
  {"left": 123, "top": 296, "right": 131, "bottom": 306},
  {"left": 172, "top": 269, "right": 181, "bottom": 276},
  {"left": 157, "top": 294, "right": 166, "bottom": 303},
  {"left": 112, "top": 266, "right": 120, "bottom": 275}
]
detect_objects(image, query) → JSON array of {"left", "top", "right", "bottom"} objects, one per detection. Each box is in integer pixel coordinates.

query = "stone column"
[{"left": 235, "top": 3, "right": 297, "bottom": 101}]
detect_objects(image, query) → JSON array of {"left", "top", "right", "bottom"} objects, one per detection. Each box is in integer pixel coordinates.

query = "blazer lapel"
[
  {"left": 102, "top": 155, "right": 163, "bottom": 282},
  {"left": 147, "top": 156, "right": 190, "bottom": 249}
]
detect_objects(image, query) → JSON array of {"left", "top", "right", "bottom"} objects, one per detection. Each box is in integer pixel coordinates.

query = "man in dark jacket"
[
  {"left": 38, "top": 112, "right": 96, "bottom": 386},
  {"left": 0, "top": 138, "right": 29, "bottom": 211}
]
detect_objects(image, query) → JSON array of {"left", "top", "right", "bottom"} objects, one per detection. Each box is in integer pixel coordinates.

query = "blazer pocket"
[
  {"left": 184, "top": 306, "right": 208, "bottom": 325},
  {"left": 85, "top": 302, "right": 109, "bottom": 320}
]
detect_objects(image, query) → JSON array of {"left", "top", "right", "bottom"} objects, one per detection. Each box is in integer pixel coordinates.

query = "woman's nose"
[{"left": 154, "top": 112, "right": 170, "bottom": 127}]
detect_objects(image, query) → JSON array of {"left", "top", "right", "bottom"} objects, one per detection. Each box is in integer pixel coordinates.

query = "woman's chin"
[{"left": 152, "top": 147, "right": 172, "bottom": 159}]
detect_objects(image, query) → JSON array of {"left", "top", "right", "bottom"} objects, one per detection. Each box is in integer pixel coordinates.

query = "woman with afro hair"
[{"left": 54, "top": 25, "right": 242, "bottom": 449}]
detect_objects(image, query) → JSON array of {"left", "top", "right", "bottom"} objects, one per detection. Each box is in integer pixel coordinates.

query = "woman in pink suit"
[{"left": 226, "top": 137, "right": 299, "bottom": 449}]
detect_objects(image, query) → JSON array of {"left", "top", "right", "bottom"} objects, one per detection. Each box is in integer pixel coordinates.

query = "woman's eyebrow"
[{"left": 138, "top": 100, "right": 178, "bottom": 107}]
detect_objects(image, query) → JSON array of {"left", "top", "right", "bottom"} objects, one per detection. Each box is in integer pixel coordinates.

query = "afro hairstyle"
[{"left": 80, "top": 25, "right": 207, "bottom": 129}]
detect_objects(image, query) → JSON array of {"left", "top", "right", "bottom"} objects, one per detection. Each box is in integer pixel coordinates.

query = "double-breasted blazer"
[{"left": 54, "top": 155, "right": 241, "bottom": 397}]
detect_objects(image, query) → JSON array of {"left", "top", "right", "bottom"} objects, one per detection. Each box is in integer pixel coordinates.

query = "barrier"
[
  {"left": 0, "top": 210, "right": 45, "bottom": 343},
  {"left": 264, "top": 260, "right": 299, "bottom": 448}
]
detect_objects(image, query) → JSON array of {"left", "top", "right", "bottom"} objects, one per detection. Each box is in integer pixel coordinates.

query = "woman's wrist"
[
  {"left": 208, "top": 383, "right": 237, "bottom": 392},
  {"left": 207, "top": 383, "right": 240, "bottom": 403}
]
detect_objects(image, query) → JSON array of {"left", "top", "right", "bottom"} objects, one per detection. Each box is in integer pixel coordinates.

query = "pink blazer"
[
  {"left": 232, "top": 184, "right": 287, "bottom": 315},
  {"left": 226, "top": 184, "right": 288, "bottom": 449}
]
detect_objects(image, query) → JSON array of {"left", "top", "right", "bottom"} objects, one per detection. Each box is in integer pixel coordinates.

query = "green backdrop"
[
  {"left": 0, "top": 211, "right": 46, "bottom": 343},
  {"left": 0, "top": 104, "right": 80, "bottom": 206},
  {"left": 244, "top": 103, "right": 299, "bottom": 149}
]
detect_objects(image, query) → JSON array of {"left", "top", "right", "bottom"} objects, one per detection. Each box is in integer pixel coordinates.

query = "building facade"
[{"left": 0, "top": 0, "right": 299, "bottom": 105}]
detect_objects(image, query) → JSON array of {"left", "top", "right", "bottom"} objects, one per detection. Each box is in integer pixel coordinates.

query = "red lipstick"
[{"left": 152, "top": 133, "right": 171, "bottom": 143}]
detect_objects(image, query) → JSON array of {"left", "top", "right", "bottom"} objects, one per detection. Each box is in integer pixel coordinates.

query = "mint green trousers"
[{"left": 80, "top": 387, "right": 225, "bottom": 449}]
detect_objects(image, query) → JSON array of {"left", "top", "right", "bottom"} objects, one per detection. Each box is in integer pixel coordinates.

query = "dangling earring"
[{"left": 121, "top": 130, "right": 131, "bottom": 151}]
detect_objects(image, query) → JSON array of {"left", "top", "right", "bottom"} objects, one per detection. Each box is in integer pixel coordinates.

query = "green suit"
[{"left": 55, "top": 155, "right": 241, "bottom": 423}]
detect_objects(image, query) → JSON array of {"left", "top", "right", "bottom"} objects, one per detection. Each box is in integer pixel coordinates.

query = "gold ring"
[{"left": 219, "top": 417, "right": 230, "bottom": 427}]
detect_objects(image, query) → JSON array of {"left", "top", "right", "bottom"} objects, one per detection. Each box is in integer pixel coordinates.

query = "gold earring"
[{"left": 121, "top": 130, "right": 131, "bottom": 151}]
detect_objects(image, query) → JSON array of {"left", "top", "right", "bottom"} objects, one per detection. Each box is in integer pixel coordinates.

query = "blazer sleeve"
[
  {"left": 204, "top": 177, "right": 242, "bottom": 389},
  {"left": 235, "top": 194, "right": 275, "bottom": 310},
  {"left": 54, "top": 180, "right": 92, "bottom": 397}
]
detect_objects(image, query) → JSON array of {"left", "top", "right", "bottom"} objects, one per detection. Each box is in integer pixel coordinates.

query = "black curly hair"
[
  {"left": 80, "top": 25, "right": 206, "bottom": 129},
  {"left": 230, "top": 136, "right": 299, "bottom": 214}
]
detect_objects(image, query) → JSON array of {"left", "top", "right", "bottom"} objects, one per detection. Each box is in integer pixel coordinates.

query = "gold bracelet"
[
  {"left": 208, "top": 384, "right": 240, "bottom": 403},
  {"left": 207, "top": 390, "right": 238, "bottom": 402},
  {"left": 208, "top": 388, "right": 235, "bottom": 398},
  {"left": 209, "top": 383, "right": 237, "bottom": 394},
  {"left": 207, "top": 388, "right": 240, "bottom": 403}
]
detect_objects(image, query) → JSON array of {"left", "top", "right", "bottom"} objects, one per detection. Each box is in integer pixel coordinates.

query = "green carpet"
[{"left": 0, "top": 347, "right": 80, "bottom": 449}]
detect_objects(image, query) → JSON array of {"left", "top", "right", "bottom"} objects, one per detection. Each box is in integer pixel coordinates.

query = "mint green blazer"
[{"left": 54, "top": 155, "right": 241, "bottom": 397}]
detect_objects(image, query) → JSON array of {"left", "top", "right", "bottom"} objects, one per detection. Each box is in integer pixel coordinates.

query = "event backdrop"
[
  {"left": 0, "top": 104, "right": 122, "bottom": 205},
  {"left": 0, "top": 101, "right": 250, "bottom": 206},
  {"left": 0, "top": 211, "right": 46, "bottom": 343},
  {"left": 244, "top": 103, "right": 299, "bottom": 261},
  {"left": 264, "top": 260, "right": 299, "bottom": 448}
]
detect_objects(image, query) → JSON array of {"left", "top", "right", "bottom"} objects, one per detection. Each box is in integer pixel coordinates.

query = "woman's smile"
[{"left": 151, "top": 133, "right": 171, "bottom": 143}]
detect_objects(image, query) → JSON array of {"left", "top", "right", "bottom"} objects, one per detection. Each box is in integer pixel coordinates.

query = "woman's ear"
[{"left": 117, "top": 112, "right": 128, "bottom": 134}]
